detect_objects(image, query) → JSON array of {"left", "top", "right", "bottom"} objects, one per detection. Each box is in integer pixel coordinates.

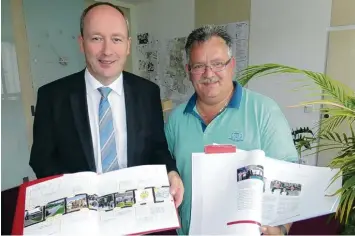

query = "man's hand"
[
  {"left": 260, "top": 226, "right": 281, "bottom": 235},
  {"left": 168, "top": 171, "right": 184, "bottom": 208},
  {"left": 260, "top": 223, "right": 291, "bottom": 235}
]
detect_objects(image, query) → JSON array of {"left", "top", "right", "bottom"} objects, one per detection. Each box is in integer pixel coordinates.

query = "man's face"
[
  {"left": 78, "top": 5, "right": 131, "bottom": 83},
  {"left": 186, "top": 36, "right": 235, "bottom": 104}
]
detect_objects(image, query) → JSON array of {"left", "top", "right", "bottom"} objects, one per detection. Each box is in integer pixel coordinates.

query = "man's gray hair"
[{"left": 185, "top": 25, "right": 233, "bottom": 62}]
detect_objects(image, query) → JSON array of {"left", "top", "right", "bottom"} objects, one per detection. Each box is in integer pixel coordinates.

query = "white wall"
[
  {"left": 135, "top": 0, "right": 194, "bottom": 40},
  {"left": 248, "top": 0, "right": 332, "bottom": 165}
]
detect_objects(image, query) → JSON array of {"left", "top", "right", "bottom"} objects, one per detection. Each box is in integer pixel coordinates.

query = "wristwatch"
[{"left": 279, "top": 225, "right": 288, "bottom": 235}]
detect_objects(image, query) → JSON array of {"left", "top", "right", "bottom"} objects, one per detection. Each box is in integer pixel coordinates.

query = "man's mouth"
[
  {"left": 99, "top": 60, "right": 115, "bottom": 64},
  {"left": 199, "top": 77, "right": 219, "bottom": 84}
]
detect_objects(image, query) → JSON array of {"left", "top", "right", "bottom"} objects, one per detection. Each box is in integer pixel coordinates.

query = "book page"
[
  {"left": 23, "top": 166, "right": 180, "bottom": 235},
  {"left": 23, "top": 172, "right": 99, "bottom": 235},
  {"left": 190, "top": 150, "right": 265, "bottom": 235},
  {"left": 261, "top": 157, "right": 341, "bottom": 226},
  {"left": 190, "top": 149, "right": 341, "bottom": 235},
  {"left": 96, "top": 165, "right": 179, "bottom": 235}
]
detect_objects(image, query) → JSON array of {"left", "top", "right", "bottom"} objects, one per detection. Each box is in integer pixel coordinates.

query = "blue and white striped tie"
[{"left": 98, "top": 87, "right": 119, "bottom": 173}]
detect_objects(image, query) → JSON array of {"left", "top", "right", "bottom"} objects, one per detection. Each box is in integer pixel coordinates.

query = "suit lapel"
[
  {"left": 123, "top": 72, "right": 141, "bottom": 167},
  {"left": 70, "top": 70, "right": 96, "bottom": 171}
]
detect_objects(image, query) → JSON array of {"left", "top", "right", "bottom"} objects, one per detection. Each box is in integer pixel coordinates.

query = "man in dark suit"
[{"left": 29, "top": 2, "right": 183, "bottom": 207}]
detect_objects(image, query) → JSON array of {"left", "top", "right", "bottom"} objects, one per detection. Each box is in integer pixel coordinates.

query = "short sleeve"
[{"left": 260, "top": 101, "right": 299, "bottom": 163}]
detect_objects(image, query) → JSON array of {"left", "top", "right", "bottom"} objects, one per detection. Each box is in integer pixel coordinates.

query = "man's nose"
[
  {"left": 102, "top": 40, "right": 114, "bottom": 56},
  {"left": 203, "top": 66, "right": 214, "bottom": 78}
]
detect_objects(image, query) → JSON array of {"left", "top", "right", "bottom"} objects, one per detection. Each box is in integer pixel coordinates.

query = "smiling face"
[
  {"left": 187, "top": 36, "right": 235, "bottom": 105},
  {"left": 78, "top": 5, "right": 131, "bottom": 85}
]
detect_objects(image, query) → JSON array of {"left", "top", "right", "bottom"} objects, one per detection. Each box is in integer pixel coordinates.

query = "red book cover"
[
  {"left": 11, "top": 167, "right": 180, "bottom": 235},
  {"left": 204, "top": 144, "right": 237, "bottom": 154},
  {"left": 12, "top": 175, "right": 63, "bottom": 235}
]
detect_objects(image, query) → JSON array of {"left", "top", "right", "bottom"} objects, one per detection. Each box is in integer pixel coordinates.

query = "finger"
[
  {"left": 170, "top": 181, "right": 177, "bottom": 195},
  {"left": 260, "top": 225, "right": 280, "bottom": 235},
  {"left": 169, "top": 178, "right": 183, "bottom": 207},
  {"left": 168, "top": 174, "right": 178, "bottom": 194},
  {"left": 170, "top": 187, "right": 179, "bottom": 208},
  {"left": 174, "top": 189, "right": 183, "bottom": 208},
  {"left": 260, "top": 226, "right": 268, "bottom": 234}
]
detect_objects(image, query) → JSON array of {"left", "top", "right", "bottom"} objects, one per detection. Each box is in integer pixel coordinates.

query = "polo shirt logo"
[{"left": 229, "top": 131, "right": 244, "bottom": 142}]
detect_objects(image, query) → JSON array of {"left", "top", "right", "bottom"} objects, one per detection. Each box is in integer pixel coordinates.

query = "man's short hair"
[
  {"left": 80, "top": 2, "right": 130, "bottom": 37},
  {"left": 185, "top": 25, "right": 232, "bottom": 62}
]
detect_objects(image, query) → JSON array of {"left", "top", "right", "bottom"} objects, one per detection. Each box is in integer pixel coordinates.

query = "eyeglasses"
[{"left": 188, "top": 58, "right": 232, "bottom": 74}]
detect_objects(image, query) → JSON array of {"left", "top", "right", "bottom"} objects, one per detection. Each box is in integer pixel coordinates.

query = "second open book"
[
  {"left": 190, "top": 148, "right": 342, "bottom": 235},
  {"left": 14, "top": 165, "right": 180, "bottom": 235}
]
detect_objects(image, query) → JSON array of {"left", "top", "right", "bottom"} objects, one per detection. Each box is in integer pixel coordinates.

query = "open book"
[
  {"left": 189, "top": 148, "right": 342, "bottom": 235},
  {"left": 12, "top": 165, "right": 180, "bottom": 235}
]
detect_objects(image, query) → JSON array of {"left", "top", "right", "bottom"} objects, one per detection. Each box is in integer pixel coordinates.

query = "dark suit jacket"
[{"left": 29, "top": 69, "right": 177, "bottom": 179}]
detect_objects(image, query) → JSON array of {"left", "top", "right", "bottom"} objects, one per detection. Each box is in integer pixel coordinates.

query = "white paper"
[
  {"left": 190, "top": 149, "right": 341, "bottom": 235},
  {"left": 23, "top": 165, "right": 179, "bottom": 235}
]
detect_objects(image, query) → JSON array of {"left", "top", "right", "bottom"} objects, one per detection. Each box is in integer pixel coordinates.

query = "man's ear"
[
  {"left": 127, "top": 37, "right": 131, "bottom": 56},
  {"left": 230, "top": 57, "right": 236, "bottom": 70},
  {"left": 185, "top": 64, "right": 193, "bottom": 82},
  {"left": 185, "top": 64, "right": 190, "bottom": 73},
  {"left": 78, "top": 35, "right": 84, "bottom": 53}
]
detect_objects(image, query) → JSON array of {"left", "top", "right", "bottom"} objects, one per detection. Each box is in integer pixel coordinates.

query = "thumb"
[
  {"left": 260, "top": 226, "right": 268, "bottom": 234},
  {"left": 170, "top": 185, "right": 177, "bottom": 195}
]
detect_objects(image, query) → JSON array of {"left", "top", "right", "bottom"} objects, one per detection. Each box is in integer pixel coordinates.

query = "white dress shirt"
[{"left": 85, "top": 69, "right": 127, "bottom": 173}]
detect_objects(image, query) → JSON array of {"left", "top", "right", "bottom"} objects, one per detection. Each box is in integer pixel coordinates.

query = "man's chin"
[
  {"left": 99, "top": 69, "right": 122, "bottom": 79},
  {"left": 201, "top": 81, "right": 219, "bottom": 87},
  {"left": 201, "top": 93, "right": 220, "bottom": 102}
]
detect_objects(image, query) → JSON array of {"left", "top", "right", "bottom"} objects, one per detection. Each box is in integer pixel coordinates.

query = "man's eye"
[
  {"left": 113, "top": 38, "right": 123, "bottom": 43},
  {"left": 212, "top": 63, "right": 224, "bottom": 67},
  {"left": 193, "top": 65, "right": 204, "bottom": 69},
  {"left": 92, "top": 37, "right": 101, "bottom": 41}
]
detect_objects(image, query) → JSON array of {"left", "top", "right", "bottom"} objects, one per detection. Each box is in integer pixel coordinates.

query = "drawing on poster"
[
  {"left": 217, "top": 21, "right": 249, "bottom": 77},
  {"left": 136, "top": 32, "right": 160, "bottom": 83},
  {"left": 161, "top": 37, "right": 193, "bottom": 102},
  {"left": 138, "top": 50, "right": 159, "bottom": 82},
  {"left": 235, "top": 21, "right": 249, "bottom": 40},
  {"left": 134, "top": 21, "right": 249, "bottom": 107},
  {"left": 137, "top": 33, "right": 149, "bottom": 45}
]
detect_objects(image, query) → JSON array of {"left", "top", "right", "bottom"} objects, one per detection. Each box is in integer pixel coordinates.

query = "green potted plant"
[
  {"left": 237, "top": 64, "right": 355, "bottom": 233},
  {"left": 291, "top": 126, "right": 315, "bottom": 163}
]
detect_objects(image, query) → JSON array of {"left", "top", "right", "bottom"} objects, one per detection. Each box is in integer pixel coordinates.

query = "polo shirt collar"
[{"left": 184, "top": 81, "right": 243, "bottom": 114}]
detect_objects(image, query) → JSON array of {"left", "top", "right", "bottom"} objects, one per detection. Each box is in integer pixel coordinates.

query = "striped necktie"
[{"left": 98, "top": 87, "right": 119, "bottom": 173}]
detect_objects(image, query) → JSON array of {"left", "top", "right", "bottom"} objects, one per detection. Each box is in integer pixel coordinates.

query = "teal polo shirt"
[{"left": 164, "top": 82, "right": 298, "bottom": 235}]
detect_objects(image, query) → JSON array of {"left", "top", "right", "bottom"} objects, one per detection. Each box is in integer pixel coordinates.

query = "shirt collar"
[
  {"left": 84, "top": 68, "right": 123, "bottom": 96},
  {"left": 183, "top": 81, "right": 243, "bottom": 114}
]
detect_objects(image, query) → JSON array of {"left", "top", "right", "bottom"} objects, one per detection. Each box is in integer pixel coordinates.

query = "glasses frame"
[{"left": 188, "top": 57, "right": 232, "bottom": 74}]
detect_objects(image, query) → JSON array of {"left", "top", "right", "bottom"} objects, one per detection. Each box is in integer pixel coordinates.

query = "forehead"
[
  {"left": 84, "top": 5, "right": 128, "bottom": 36},
  {"left": 189, "top": 36, "right": 229, "bottom": 62}
]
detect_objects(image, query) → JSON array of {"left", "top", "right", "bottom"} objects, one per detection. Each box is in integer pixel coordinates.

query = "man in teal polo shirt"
[{"left": 165, "top": 25, "right": 298, "bottom": 235}]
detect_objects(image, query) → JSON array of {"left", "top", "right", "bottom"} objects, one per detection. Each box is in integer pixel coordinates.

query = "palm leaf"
[
  {"left": 238, "top": 63, "right": 355, "bottom": 224},
  {"left": 238, "top": 64, "right": 354, "bottom": 107},
  {"left": 337, "top": 176, "right": 355, "bottom": 223},
  {"left": 318, "top": 116, "right": 347, "bottom": 134}
]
